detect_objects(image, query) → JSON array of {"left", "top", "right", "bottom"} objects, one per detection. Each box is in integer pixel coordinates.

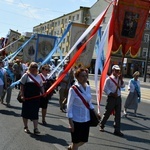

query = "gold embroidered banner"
[{"left": 112, "top": 0, "right": 150, "bottom": 57}]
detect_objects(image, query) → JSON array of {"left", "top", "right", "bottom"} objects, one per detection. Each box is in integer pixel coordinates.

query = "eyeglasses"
[
  {"left": 31, "top": 66, "right": 38, "bottom": 69},
  {"left": 44, "top": 69, "right": 50, "bottom": 71},
  {"left": 79, "top": 75, "right": 88, "bottom": 78}
]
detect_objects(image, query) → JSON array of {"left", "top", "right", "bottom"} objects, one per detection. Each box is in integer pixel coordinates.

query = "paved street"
[{"left": 0, "top": 75, "right": 149, "bottom": 150}]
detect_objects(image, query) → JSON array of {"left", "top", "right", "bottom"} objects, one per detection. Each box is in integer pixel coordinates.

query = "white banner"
[{"left": 70, "top": 23, "right": 96, "bottom": 68}]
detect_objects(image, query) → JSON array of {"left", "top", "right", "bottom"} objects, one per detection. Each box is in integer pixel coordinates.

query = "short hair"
[
  {"left": 74, "top": 68, "right": 87, "bottom": 78},
  {"left": 27, "top": 62, "right": 38, "bottom": 73},
  {"left": 133, "top": 71, "right": 140, "bottom": 77},
  {"left": 41, "top": 64, "right": 50, "bottom": 70}
]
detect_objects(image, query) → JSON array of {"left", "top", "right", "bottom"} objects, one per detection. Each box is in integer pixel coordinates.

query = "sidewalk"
[
  {"left": 88, "top": 74, "right": 150, "bottom": 103},
  {"left": 88, "top": 74, "right": 150, "bottom": 87}
]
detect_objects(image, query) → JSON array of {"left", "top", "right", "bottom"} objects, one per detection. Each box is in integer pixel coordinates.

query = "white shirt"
[
  {"left": 20, "top": 73, "right": 43, "bottom": 86},
  {"left": 40, "top": 73, "right": 49, "bottom": 81},
  {"left": 21, "top": 63, "right": 28, "bottom": 75},
  {"left": 66, "top": 81, "right": 94, "bottom": 122},
  {"left": 104, "top": 74, "right": 125, "bottom": 96}
]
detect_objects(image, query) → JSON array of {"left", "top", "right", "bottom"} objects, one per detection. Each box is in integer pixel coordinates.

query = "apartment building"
[{"left": 33, "top": 0, "right": 150, "bottom": 76}]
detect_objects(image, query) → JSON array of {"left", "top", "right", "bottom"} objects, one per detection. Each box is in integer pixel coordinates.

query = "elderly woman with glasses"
[{"left": 20, "top": 62, "right": 45, "bottom": 135}]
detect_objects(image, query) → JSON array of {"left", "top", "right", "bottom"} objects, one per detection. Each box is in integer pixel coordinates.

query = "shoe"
[
  {"left": 42, "top": 120, "right": 47, "bottom": 125},
  {"left": 24, "top": 127, "right": 30, "bottom": 134},
  {"left": 34, "top": 128, "right": 40, "bottom": 135},
  {"left": 114, "top": 131, "right": 124, "bottom": 137},
  {"left": 60, "top": 108, "right": 67, "bottom": 113},
  {"left": 1, "top": 99, "right": 3, "bottom": 104},
  {"left": 6, "top": 103, "right": 11, "bottom": 107},
  {"left": 99, "top": 127, "right": 104, "bottom": 132},
  {"left": 68, "top": 145, "right": 72, "bottom": 150},
  {"left": 123, "top": 110, "right": 128, "bottom": 117},
  {"left": 123, "top": 110, "right": 127, "bottom": 115}
]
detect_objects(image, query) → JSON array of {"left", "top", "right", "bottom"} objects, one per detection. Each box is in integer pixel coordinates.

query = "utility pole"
[{"left": 144, "top": 34, "right": 150, "bottom": 82}]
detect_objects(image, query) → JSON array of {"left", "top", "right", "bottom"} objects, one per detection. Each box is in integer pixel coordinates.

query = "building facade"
[{"left": 33, "top": 0, "right": 150, "bottom": 77}]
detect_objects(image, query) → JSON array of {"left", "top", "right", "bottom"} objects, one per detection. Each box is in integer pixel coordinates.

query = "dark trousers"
[
  {"left": 15, "top": 74, "right": 21, "bottom": 89},
  {"left": 100, "top": 96, "right": 122, "bottom": 132}
]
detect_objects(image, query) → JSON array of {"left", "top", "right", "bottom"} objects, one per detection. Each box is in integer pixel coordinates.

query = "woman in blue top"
[{"left": 124, "top": 71, "right": 141, "bottom": 116}]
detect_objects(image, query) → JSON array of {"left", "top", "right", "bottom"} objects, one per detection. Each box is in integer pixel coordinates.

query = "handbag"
[
  {"left": 17, "top": 90, "right": 23, "bottom": 103},
  {"left": 17, "top": 73, "right": 28, "bottom": 103},
  {"left": 72, "top": 85, "right": 99, "bottom": 127}
]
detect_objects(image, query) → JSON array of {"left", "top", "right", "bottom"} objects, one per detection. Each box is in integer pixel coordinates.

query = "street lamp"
[{"left": 144, "top": 34, "right": 150, "bottom": 82}]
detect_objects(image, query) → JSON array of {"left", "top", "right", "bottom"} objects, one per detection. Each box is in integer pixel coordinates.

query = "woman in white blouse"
[{"left": 66, "top": 68, "right": 94, "bottom": 150}]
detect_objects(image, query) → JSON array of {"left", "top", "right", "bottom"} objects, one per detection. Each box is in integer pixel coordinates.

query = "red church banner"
[{"left": 112, "top": 0, "right": 150, "bottom": 57}]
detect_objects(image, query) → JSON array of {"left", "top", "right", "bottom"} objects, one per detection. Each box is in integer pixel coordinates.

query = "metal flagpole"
[{"left": 144, "top": 34, "right": 150, "bottom": 82}]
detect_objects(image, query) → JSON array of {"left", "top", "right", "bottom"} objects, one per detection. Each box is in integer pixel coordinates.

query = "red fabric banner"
[{"left": 112, "top": 0, "right": 150, "bottom": 57}]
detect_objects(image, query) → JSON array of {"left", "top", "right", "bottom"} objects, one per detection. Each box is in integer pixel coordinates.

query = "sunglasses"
[
  {"left": 44, "top": 68, "right": 50, "bottom": 71},
  {"left": 31, "top": 66, "right": 38, "bottom": 69}
]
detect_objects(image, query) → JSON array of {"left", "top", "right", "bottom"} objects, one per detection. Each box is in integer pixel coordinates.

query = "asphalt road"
[{"left": 0, "top": 87, "right": 149, "bottom": 150}]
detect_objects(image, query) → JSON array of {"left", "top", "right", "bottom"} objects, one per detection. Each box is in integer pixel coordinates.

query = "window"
[
  {"left": 72, "top": 16, "right": 75, "bottom": 21},
  {"left": 58, "top": 21, "right": 60, "bottom": 26},
  {"left": 144, "top": 34, "right": 149, "bottom": 43},
  {"left": 142, "top": 48, "right": 148, "bottom": 57},
  {"left": 145, "top": 20, "right": 150, "bottom": 30},
  {"left": 55, "top": 22, "right": 57, "bottom": 27},
  {"left": 65, "top": 18, "right": 68, "bottom": 23},
  {"left": 77, "top": 14, "right": 79, "bottom": 20}
]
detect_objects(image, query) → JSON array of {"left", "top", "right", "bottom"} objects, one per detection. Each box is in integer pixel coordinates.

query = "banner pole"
[{"left": 144, "top": 34, "right": 150, "bottom": 82}]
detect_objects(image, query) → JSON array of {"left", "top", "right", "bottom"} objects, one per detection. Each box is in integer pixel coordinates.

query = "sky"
[{"left": 0, "top": 0, "right": 97, "bottom": 38}]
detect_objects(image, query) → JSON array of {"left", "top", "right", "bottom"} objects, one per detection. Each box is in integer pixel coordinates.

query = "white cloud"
[
  {"left": 5, "top": 0, "right": 14, "bottom": 4},
  {"left": 17, "top": 2, "right": 41, "bottom": 20}
]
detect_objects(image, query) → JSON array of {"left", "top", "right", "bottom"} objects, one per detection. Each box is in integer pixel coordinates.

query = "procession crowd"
[{"left": 0, "top": 57, "right": 141, "bottom": 150}]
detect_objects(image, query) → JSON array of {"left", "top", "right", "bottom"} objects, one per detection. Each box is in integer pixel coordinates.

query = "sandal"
[
  {"left": 42, "top": 120, "right": 47, "bottom": 125},
  {"left": 99, "top": 127, "right": 104, "bottom": 132},
  {"left": 34, "top": 128, "right": 40, "bottom": 135},
  {"left": 24, "top": 127, "right": 30, "bottom": 134},
  {"left": 67, "top": 145, "right": 72, "bottom": 150}
]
